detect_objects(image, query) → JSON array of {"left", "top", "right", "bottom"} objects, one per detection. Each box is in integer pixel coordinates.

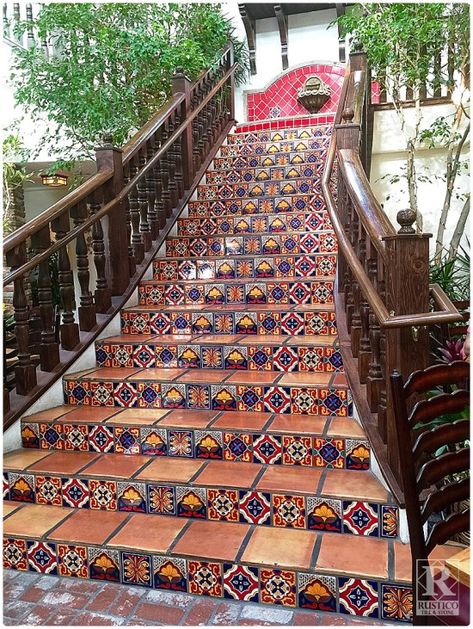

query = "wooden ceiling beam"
[
  {"left": 238, "top": 4, "right": 257, "bottom": 75},
  {"left": 274, "top": 5, "right": 289, "bottom": 70}
]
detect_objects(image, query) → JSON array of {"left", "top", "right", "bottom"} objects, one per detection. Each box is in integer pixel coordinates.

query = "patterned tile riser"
[
  {"left": 226, "top": 126, "right": 333, "bottom": 143},
  {"left": 138, "top": 280, "right": 335, "bottom": 308},
  {"left": 3, "top": 540, "right": 411, "bottom": 621},
  {"left": 211, "top": 150, "right": 327, "bottom": 172},
  {"left": 203, "top": 165, "right": 324, "bottom": 186},
  {"left": 218, "top": 137, "right": 331, "bottom": 157},
  {"left": 165, "top": 232, "right": 338, "bottom": 259},
  {"left": 177, "top": 211, "right": 331, "bottom": 237},
  {"left": 153, "top": 254, "right": 337, "bottom": 282},
  {"left": 95, "top": 342, "right": 344, "bottom": 373},
  {"left": 195, "top": 178, "right": 324, "bottom": 202},
  {"left": 20, "top": 425, "right": 365, "bottom": 469},
  {"left": 120, "top": 310, "right": 338, "bottom": 336},
  {"left": 63, "top": 380, "right": 351, "bottom": 417},
  {"left": 187, "top": 194, "right": 328, "bottom": 219},
  {"left": 4, "top": 464, "right": 399, "bottom": 535}
]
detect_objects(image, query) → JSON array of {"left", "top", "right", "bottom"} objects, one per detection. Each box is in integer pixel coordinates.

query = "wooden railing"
[
  {"left": 322, "top": 52, "right": 462, "bottom": 504},
  {"left": 3, "top": 45, "right": 236, "bottom": 429}
]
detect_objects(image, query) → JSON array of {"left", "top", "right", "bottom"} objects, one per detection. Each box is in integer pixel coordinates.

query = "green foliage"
[
  {"left": 429, "top": 240, "right": 470, "bottom": 302},
  {"left": 338, "top": 3, "right": 470, "bottom": 94},
  {"left": 2, "top": 131, "right": 31, "bottom": 234},
  {"left": 10, "top": 3, "right": 248, "bottom": 166}
]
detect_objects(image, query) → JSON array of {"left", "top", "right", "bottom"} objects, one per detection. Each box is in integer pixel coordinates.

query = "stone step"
[
  {"left": 94, "top": 333, "right": 343, "bottom": 373},
  {"left": 153, "top": 253, "right": 336, "bottom": 282},
  {"left": 138, "top": 277, "right": 335, "bottom": 308},
  {"left": 177, "top": 210, "right": 331, "bottom": 237},
  {"left": 187, "top": 193, "right": 326, "bottom": 219},
  {"left": 62, "top": 367, "right": 351, "bottom": 416},
  {"left": 165, "top": 230, "right": 337, "bottom": 258},
  {"left": 195, "top": 178, "right": 321, "bottom": 201},
  {"left": 120, "top": 303, "right": 337, "bottom": 337},
  {"left": 226, "top": 126, "right": 331, "bottom": 143},
  {"left": 3, "top": 501, "right": 412, "bottom": 621},
  {"left": 218, "top": 137, "right": 330, "bottom": 157},
  {"left": 211, "top": 150, "right": 325, "bottom": 171},
  {"left": 5, "top": 449, "right": 396, "bottom": 540},
  {"left": 20, "top": 408, "right": 365, "bottom": 467},
  {"left": 203, "top": 163, "right": 323, "bottom": 185}
]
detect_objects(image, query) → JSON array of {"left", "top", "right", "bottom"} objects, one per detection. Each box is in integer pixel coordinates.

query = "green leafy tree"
[
  {"left": 338, "top": 2, "right": 470, "bottom": 251},
  {"left": 9, "top": 3, "right": 248, "bottom": 168}
]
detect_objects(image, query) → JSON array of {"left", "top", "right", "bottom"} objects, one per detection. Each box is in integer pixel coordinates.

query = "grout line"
[
  {"left": 167, "top": 519, "right": 193, "bottom": 553},
  {"left": 102, "top": 512, "right": 135, "bottom": 545},
  {"left": 251, "top": 464, "right": 268, "bottom": 491},
  {"left": 310, "top": 533, "right": 323, "bottom": 570},
  {"left": 388, "top": 539, "right": 395, "bottom": 582},
  {"left": 316, "top": 468, "right": 327, "bottom": 495},
  {"left": 235, "top": 524, "right": 255, "bottom": 563}
]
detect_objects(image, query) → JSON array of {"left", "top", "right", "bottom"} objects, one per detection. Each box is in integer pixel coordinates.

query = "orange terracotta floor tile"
[
  {"left": 54, "top": 407, "right": 121, "bottom": 424},
  {"left": 135, "top": 458, "right": 205, "bottom": 483},
  {"left": 326, "top": 417, "right": 365, "bottom": 438},
  {"left": 241, "top": 527, "right": 316, "bottom": 570},
  {"left": 23, "top": 405, "right": 76, "bottom": 422},
  {"left": 236, "top": 335, "right": 283, "bottom": 345},
  {"left": 158, "top": 410, "right": 217, "bottom": 428},
  {"left": 4, "top": 504, "right": 72, "bottom": 539},
  {"left": 192, "top": 335, "right": 241, "bottom": 344},
  {"left": 81, "top": 454, "right": 150, "bottom": 479},
  {"left": 257, "top": 466, "right": 322, "bottom": 495},
  {"left": 268, "top": 414, "right": 327, "bottom": 434},
  {"left": 49, "top": 509, "right": 127, "bottom": 545},
  {"left": 131, "top": 368, "right": 187, "bottom": 381},
  {"left": 211, "top": 411, "right": 272, "bottom": 431},
  {"left": 101, "top": 334, "right": 159, "bottom": 343},
  {"left": 173, "top": 520, "right": 250, "bottom": 562},
  {"left": 316, "top": 533, "right": 388, "bottom": 579},
  {"left": 226, "top": 372, "right": 280, "bottom": 384},
  {"left": 179, "top": 370, "right": 230, "bottom": 383},
  {"left": 278, "top": 372, "right": 332, "bottom": 386},
  {"left": 331, "top": 373, "right": 348, "bottom": 387},
  {"left": 3, "top": 501, "right": 22, "bottom": 517},
  {"left": 28, "top": 451, "right": 100, "bottom": 475},
  {"left": 393, "top": 540, "right": 412, "bottom": 583},
  {"left": 107, "top": 408, "right": 168, "bottom": 425},
  {"left": 321, "top": 470, "right": 387, "bottom": 502},
  {"left": 81, "top": 367, "right": 142, "bottom": 380},
  {"left": 108, "top": 514, "right": 186, "bottom": 553},
  {"left": 194, "top": 460, "right": 261, "bottom": 488},
  {"left": 286, "top": 336, "right": 333, "bottom": 346},
  {"left": 4, "top": 449, "right": 52, "bottom": 470}
]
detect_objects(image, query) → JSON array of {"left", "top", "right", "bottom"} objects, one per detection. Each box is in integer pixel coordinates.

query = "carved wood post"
[
  {"left": 30, "top": 226, "right": 61, "bottom": 369},
  {"left": 89, "top": 190, "right": 112, "bottom": 313},
  {"left": 383, "top": 209, "right": 431, "bottom": 481},
  {"left": 70, "top": 201, "right": 96, "bottom": 331},
  {"left": 95, "top": 136, "right": 130, "bottom": 295},
  {"left": 172, "top": 70, "right": 193, "bottom": 189},
  {"left": 5, "top": 244, "right": 37, "bottom": 394}
]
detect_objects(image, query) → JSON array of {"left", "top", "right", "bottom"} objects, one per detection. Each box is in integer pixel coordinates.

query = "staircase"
[{"left": 3, "top": 122, "right": 413, "bottom": 623}]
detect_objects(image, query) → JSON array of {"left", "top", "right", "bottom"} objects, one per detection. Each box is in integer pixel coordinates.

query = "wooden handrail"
[
  {"left": 3, "top": 43, "right": 237, "bottom": 425},
  {"left": 322, "top": 51, "right": 462, "bottom": 503}
]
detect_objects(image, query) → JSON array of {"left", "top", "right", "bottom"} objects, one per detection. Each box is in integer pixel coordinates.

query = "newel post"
[
  {"left": 382, "top": 208, "right": 431, "bottom": 480},
  {"left": 172, "top": 70, "right": 193, "bottom": 189},
  {"left": 95, "top": 135, "right": 130, "bottom": 296}
]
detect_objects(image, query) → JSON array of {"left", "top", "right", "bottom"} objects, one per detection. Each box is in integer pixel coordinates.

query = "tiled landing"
[{"left": 4, "top": 502, "right": 412, "bottom": 621}]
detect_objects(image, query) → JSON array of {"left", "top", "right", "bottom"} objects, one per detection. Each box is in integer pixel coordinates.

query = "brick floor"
[{"left": 3, "top": 570, "right": 392, "bottom": 626}]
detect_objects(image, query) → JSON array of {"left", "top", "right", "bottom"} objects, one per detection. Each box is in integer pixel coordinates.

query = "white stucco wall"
[
  {"left": 222, "top": 4, "right": 340, "bottom": 122},
  {"left": 370, "top": 104, "right": 470, "bottom": 255}
]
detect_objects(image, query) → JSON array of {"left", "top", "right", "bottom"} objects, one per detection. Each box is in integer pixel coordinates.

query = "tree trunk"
[{"left": 448, "top": 196, "right": 470, "bottom": 261}]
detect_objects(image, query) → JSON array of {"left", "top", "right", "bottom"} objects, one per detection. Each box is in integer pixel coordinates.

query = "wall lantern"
[{"left": 40, "top": 173, "right": 68, "bottom": 187}]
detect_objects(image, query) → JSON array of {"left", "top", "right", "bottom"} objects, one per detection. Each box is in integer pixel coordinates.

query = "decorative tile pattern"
[
  {"left": 3, "top": 538, "right": 28, "bottom": 571},
  {"left": 57, "top": 544, "right": 88, "bottom": 578},
  {"left": 260, "top": 568, "right": 296, "bottom": 606},
  {"left": 122, "top": 552, "right": 152, "bottom": 587},
  {"left": 223, "top": 564, "right": 259, "bottom": 602},
  {"left": 339, "top": 577, "right": 379, "bottom": 617},
  {"left": 88, "top": 547, "right": 120, "bottom": 582},
  {"left": 188, "top": 561, "right": 223, "bottom": 597},
  {"left": 381, "top": 584, "right": 413, "bottom": 622},
  {"left": 298, "top": 573, "right": 337, "bottom": 611},
  {"left": 154, "top": 556, "right": 187, "bottom": 591},
  {"left": 27, "top": 541, "right": 57, "bottom": 574},
  {"left": 343, "top": 501, "right": 379, "bottom": 536}
]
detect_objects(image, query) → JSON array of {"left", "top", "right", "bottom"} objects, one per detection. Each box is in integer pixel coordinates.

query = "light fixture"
[{"left": 40, "top": 173, "right": 68, "bottom": 187}]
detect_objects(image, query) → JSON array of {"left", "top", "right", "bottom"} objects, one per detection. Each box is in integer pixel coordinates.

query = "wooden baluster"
[
  {"left": 127, "top": 157, "right": 144, "bottom": 264},
  {"left": 95, "top": 136, "right": 129, "bottom": 295},
  {"left": 174, "top": 132, "right": 184, "bottom": 200},
  {"left": 89, "top": 191, "right": 112, "bottom": 312},
  {"left": 350, "top": 223, "right": 364, "bottom": 357},
  {"left": 160, "top": 123, "right": 172, "bottom": 218},
  {"left": 145, "top": 141, "right": 158, "bottom": 240},
  {"left": 378, "top": 329, "right": 388, "bottom": 442},
  {"left": 122, "top": 163, "right": 136, "bottom": 277},
  {"left": 167, "top": 114, "right": 179, "bottom": 208},
  {"left": 51, "top": 212, "right": 80, "bottom": 350},
  {"left": 172, "top": 70, "right": 193, "bottom": 189},
  {"left": 29, "top": 226, "right": 60, "bottom": 371},
  {"left": 137, "top": 148, "right": 152, "bottom": 252},
  {"left": 5, "top": 243, "right": 37, "bottom": 394},
  {"left": 70, "top": 200, "right": 96, "bottom": 331},
  {"left": 366, "top": 257, "right": 384, "bottom": 414},
  {"left": 154, "top": 155, "right": 166, "bottom": 229},
  {"left": 197, "top": 108, "right": 205, "bottom": 167}
]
